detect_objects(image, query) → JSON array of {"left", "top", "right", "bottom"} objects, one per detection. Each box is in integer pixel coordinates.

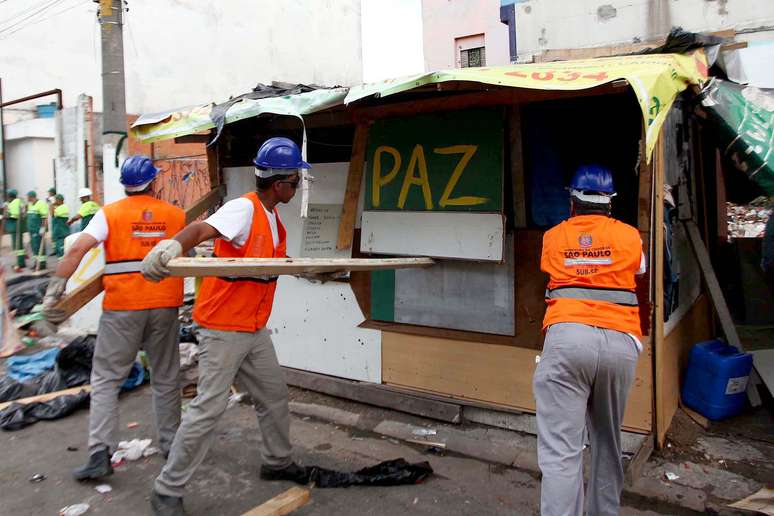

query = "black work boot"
[
  {"left": 259, "top": 462, "right": 309, "bottom": 484},
  {"left": 150, "top": 490, "right": 187, "bottom": 516},
  {"left": 72, "top": 448, "right": 113, "bottom": 481}
]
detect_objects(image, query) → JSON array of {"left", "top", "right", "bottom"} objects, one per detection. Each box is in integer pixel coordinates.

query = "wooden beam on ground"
[
  {"left": 167, "top": 257, "right": 434, "bottom": 277},
  {"left": 0, "top": 385, "right": 91, "bottom": 411},
  {"left": 336, "top": 122, "right": 369, "bottom": 250},
  {"left": 679, "top": 402, "right": 710, "bottom": 430},
  {"left": 241, "top": 487, "right": 311, "bottom": 516},
  {"left": 185, "top": 184, "right": 226, "bottom": 223},
  {"left": 283, "top": 367, "right": 462, "bottom": 423}
]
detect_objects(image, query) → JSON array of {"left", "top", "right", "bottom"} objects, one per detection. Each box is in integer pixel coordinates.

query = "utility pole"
[
  {"left": 98, "top": 0, "right": 128, "bottom": 203},
  {"left": 0, "top": 78, "right": 6, "bottom": 201}
]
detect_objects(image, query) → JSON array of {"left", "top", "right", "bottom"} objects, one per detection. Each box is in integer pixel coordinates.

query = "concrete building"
[{"left": 3, "top": 117, "right": 56, "bottom": 198}]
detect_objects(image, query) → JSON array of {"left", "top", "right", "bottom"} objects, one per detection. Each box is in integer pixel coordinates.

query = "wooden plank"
[
  {"left": 282, "top": 367, "right": 462, "bottom": 423},
  {"left": 53, "top": 274, "right": 105, "bottom": 321},
  {"left": 352, "top": 83, "right": 625, "bottom": 122},
  {"left": 508, "top": 106, "right": 527, "bottom": 228},
  {"left": 679, "top": 402, "right": 710, "bottom": 430},
  {"left": 625, "top": 433, "right": 654, "bottom": 486},
  {"left": 242, "top": 487, "right": 310, "bottom": 516},
  {"left": 654, "top": 135, "right": 668, "bottom": 447},
  {"left": 0, "top": 385, "right": 91, "bottom": 411},
  {"left": 360, "top": 319, "right": 519, "bottom": 347},
  {"left": 206, "top": 130, "right": 221, "bottom": 188},
  {"left": 167, "top": 257, "right": 434, "bottom": 277},
  {"left": 684, "top": 221, "right": 742, "bottom": 349},
  {"left": 336, "top": 122, "right": 369, "bottom": 250},
  {"left": 381, "top": 331, "right": 653, "bottom": 432},
  {"left": 360, "top": 211, "right": 505, "bottom": 261},
  {"left": 514, "top": 229, "right": 546, "bottom": 347},
  {"left": 657, "top": 295, "right": 713, "bottom": 446},
  {"left": 184, "top": 184, "right": 226, "bottom": 224}
]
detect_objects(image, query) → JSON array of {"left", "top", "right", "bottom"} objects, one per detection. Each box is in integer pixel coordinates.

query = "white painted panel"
[
  {"left": 228, "top": 162, "right": 382, "bottom": 382},
  {"left": 269, "top": 277, "right": 381, "bottom": 383},
  {"left": 60, "top": 233, "right": 104, "bottom": 334},
  {"left": 360, "top": 211, "right": 504, "bottom": 261}
]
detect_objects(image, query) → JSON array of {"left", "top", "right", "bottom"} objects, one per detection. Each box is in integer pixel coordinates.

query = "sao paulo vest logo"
[
  {"left": 578, "top": 233, "right": 593, "bottom": 248},
  {"left": 142, "top": 209, "right": 153, "bottom": 222}
]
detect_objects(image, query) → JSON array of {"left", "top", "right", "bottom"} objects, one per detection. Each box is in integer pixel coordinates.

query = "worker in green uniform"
[
  {"left": 67, "top": 188, "right": 100, "bottom": 231},
  {"left": 52, "top": 194, "right": 70, "bottom": 257},
  {"left": 3, "top": 189, "right": 26, "bottom": 272},
  {"left": 26, "top": 191, "right": 49, "bottom": 270}
]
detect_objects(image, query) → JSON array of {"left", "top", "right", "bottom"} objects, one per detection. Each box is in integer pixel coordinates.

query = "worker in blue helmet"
[
  {"left": 43, "top": 155, "right": 185, "bottom": 483},
  {"left": 142, "top": 137, "right": 312, "bottom": 515},
  {"left": 535, "top": 164, "right": 646, "bottom": 516}
]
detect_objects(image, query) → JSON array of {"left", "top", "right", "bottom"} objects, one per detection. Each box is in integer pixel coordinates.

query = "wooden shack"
[{"left": 131, "top": 51, "right": 718, "bottom": 453}]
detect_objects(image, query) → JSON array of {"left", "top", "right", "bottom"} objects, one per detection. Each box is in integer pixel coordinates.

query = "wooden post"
[
  {"left": 336, "top": 122, "right": 369, "bottom": 250},
  {"left": 241, "top": 487, "right": 311, "bottom": 516},
  {"left": 508, "top": 106, "right": 526, "bottom": 228},
  {"left": 652, "top": 135, "right": 667, "bottom": 447}
]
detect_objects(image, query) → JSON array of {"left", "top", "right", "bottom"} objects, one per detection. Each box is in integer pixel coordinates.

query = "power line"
[
  {"left": 0, "top": 0, "right": 64, "bottom": 35},
  {"left": 0, "top": 0, "right": 90, "bottom": 38}
]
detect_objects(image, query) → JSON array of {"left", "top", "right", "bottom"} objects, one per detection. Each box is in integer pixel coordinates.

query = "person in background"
[
  {"left": 51, "top": 194, "right": 70, "bottom": 257},
  {"left": 3, "top": 190, "right": 26, "bottom": 272},
  {"left": 47, "top": 187, "right": 57, "bottom": 214},
  {"left": 534, "top": 164, "right": 646, "bottom": 516},
  {"left": 42, "top": 156, "right": 184, "bottom": 482},
  {"left": 67, "top": 188, "right": 101, "bottom": 231},
  {"left": 26, "top": 191, "right": 49, "bottom": 270}
]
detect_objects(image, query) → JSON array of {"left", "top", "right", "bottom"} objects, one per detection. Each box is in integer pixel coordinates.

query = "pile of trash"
[
  {"left": 727, "top": 198, "right": 772, "bottom": 238},
  {"left": 0, "top": 335, "right": 145, "bottom": 430}
]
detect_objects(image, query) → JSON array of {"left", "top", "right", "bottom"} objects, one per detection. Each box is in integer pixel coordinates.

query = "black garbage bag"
[
  {"left": 305, "top": 458, "right": 433, "bottom": 488},
  {"left": 638, "top": 27, "right": 725, "bottom": 55},
  {"left": 179, "top": 323, "right": 199, "bottom": 344},
  {"left": 0, "top": 390, "right": 90, "bottom": 431},
  {"left": 0, "top": 376, "right": 37, "bottom": 403},
  {"left": 7, "top": 277, "right": 49, "bottom": 316}
]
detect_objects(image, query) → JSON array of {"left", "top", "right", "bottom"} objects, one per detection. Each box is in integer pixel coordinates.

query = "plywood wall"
[{"left": 382, "top": 331, "right": 653, "bottom": 433}]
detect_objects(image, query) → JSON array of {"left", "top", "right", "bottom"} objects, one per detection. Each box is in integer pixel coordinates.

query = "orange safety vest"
[
  {"left": 193, "top": 192, "right": 287, "bottom": 332},
  {"left": 102, "top": 195, "right": 185, "bottom": 311},
  {"left": 541, "top": 214, "right": 643, "bottom": 337}
]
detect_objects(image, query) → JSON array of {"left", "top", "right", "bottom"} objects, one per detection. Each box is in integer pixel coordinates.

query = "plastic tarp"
[
  {"left": 130, "top": 87, "right": 348, "bottom": 144},
  {"left": 131, "top": 53, "right": 707, "bottom": 162},
  {"left": 697, "top": 78, "right": 774, "bottom": 196}
]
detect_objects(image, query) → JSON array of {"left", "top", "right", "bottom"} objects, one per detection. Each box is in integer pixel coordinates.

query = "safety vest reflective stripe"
[
  {"left": 545, "top": 286, "right": 639, "bottom": 306},
  {"left": 103, "top": 260, "right": 143, "bottom": 275}
]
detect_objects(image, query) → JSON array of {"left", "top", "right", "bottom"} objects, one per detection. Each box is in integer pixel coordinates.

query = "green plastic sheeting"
[{"left": 698, "top": 78, "right": 774, "bottom": 196}]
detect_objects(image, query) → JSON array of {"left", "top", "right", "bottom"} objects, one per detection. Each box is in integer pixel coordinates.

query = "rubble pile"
[{"left": 727, "top": 197, "right": 772, "bottom": 238}]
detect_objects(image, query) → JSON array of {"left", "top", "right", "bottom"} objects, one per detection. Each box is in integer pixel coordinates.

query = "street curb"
[{"left": 288, "top": 398, "right": 742, "bottom": 515}]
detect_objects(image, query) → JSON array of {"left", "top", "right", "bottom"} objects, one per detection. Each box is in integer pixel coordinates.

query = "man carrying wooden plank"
[
  {"left": 534, "top": 165, "right": 646, "bottom": 516},
  {"left": 142, "top": 137, "right": 310, "bottom": 516},
  {"left": 42, "top": 156, "right": 185, "bottom": 481}
]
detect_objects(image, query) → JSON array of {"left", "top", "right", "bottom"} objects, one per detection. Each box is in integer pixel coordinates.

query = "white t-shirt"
[
  {"left": 83, "top": 209, "right": 109, "bottom": 243},
  {"left": 204, "top": 198, "right": 279, "bottom": 249}
]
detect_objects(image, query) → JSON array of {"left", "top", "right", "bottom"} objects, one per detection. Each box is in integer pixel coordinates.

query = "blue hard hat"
[
  {"left": 253, "top": 137, "right": 310, "bottom": 170},
  {"left": 120, "top": 155, "right": 159, "bottom": 187},
  {"left": 570, "top": 164, "right": 615, "bottom": 194}
]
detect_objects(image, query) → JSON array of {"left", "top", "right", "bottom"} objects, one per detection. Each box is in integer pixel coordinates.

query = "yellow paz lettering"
[
  {"left": 434, "top": 145, "right": 488, "bottom": 207},
  {"left": 371, "top": 146, "right": 401, "bottom": 208},
  {"left": 398, "top": 145, "right": 434, "bottom": 210}
]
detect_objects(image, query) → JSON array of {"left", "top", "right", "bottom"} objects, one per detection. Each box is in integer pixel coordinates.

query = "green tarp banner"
[{"left": 698, "top": 78, "right": 774, "bottom": 196}]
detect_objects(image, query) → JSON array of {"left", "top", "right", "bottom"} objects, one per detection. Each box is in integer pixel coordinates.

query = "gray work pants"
[
  {"left": 155, "top": 327, "right": 292, "bottom": 497},
  {"left": 533, "top": 323, "right": 639, "bottom": 516},
  {"left": 89, "top": 308, "right": 181, "bottom": 454}
]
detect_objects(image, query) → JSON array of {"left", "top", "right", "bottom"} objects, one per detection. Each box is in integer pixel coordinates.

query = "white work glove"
[
  {"left": 42, "top": 276, "right": 68, "bottom": 324},
  {"left": 38, "top": 227, "right": 46, "bottom": 236},
  {"left": 141, "top": 239, "right": 183, "bottom": 282}
]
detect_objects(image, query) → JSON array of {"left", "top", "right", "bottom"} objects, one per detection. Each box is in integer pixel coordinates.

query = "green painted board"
[
  {"left": 371, "top": 270, "right": 395, "bottom": 322},
  {"left": 365, "top": 108, "right": 504, "bottom": 212}
]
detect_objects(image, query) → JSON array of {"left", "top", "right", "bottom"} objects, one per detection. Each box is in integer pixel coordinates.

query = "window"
[{"left": 460, "top": 46, "right": 486, "bottom": 68}]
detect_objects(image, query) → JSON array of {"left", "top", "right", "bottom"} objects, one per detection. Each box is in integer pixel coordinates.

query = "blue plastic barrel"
[
  {"left": 681, "top": 339, "right": 753, "bottom": 420},
  {"left": 36, "top": 103, "right": 57, "bottom": 118}
]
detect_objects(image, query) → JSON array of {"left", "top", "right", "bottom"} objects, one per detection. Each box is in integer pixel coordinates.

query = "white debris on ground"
[
  {"left": 111, "top": 438, "right": 157, "bottom": 463},
  {"left": 727, "top": 197, "right": 772, "bottom": 238}
]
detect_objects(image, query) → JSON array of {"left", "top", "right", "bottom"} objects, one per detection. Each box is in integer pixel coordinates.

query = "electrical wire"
[
  {"left": 0, "top": 0, "right": 63, "bottom": 34},
  {"left": 0, "top": 0, "right": 89, "bottom": 39}
]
